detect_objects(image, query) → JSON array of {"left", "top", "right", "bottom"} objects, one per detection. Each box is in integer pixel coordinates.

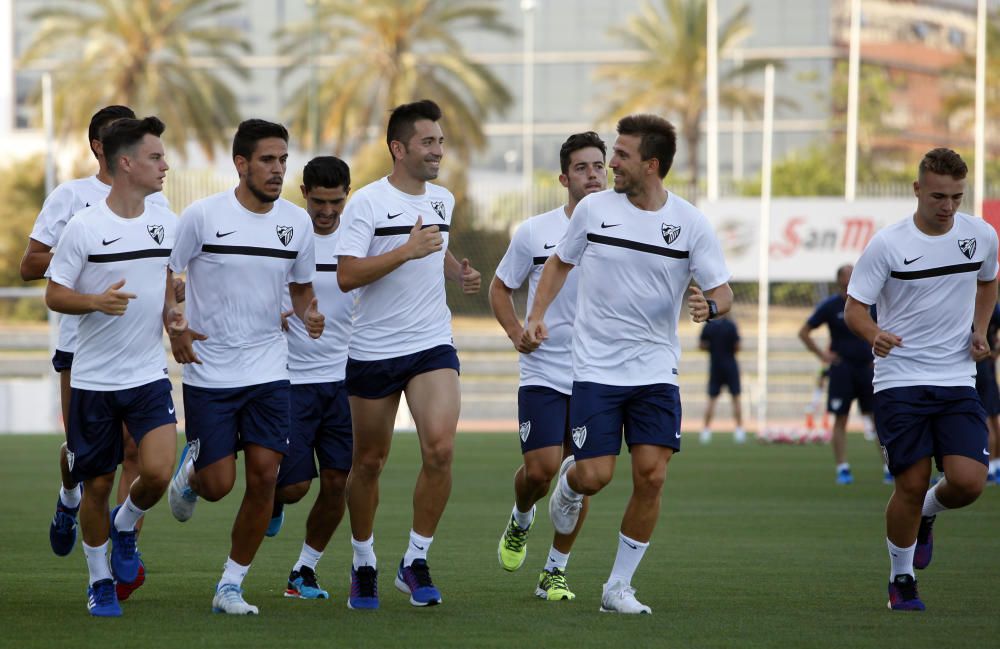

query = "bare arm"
[
  {"left": 337, "top": 216, "right": 442, "bottom": 292},
  {"left": 971, "top": 278, "right": 998, "bottom": 361},
  {"left": 20, "top": 239, "right": 54, "bottom": 281},
  {"left": 845, "top": 296, "right": 901, "bottom": 358},
  {"left": 798, "top": 322, "right": 834, "bottom": 364},
  {"left": 289, "top": 282, "right": 324, "bottom": 339},
  {"left": 523, "top": 254, "right": 574, "bottom": 345},
  {"left": 46, "top": 278, "right": 135, "bottom": 316},
  {"left": 445, "top": 248, "right": 481, "bottom": 294},
  {"left": 164, "top": 268, "right": 206, "bottom": 364},
  {"left": 489, "top": 275, "right": 537, "bottom": 354},
  {"left": 688, "top": 282, "right": 734, "bottom": 323}
]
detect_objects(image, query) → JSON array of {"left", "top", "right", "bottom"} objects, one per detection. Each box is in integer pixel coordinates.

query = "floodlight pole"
[
  {"left": 974, "top": 0, "right": 986, "bottom": 217},
  {"left": 521, "top": 0, "right": 536, "bottom": 218},
  {"left": 845, "top": 0, "right": 860, "bottom": 202},
  {"left": 757, "top": 64, "right": 775, "bottom": 435},
  {"left": 707, "top": 0, "right": 719, "bottom": 201}
]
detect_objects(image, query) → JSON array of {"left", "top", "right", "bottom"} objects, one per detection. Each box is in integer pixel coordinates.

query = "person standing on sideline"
[
  {"left": 524, "top": 114, "right": 733, "bottom": 614},
  {"left": 166, "top": 119, "right": 324, "bottom": 615},
  {"left": 335, "top": 99, "right": 481, "bottom": 609},
  {"left": 844, "top": 148, "right": 997, "bottom": 611},
  {"left": 20, "top": 107, "right": 171, "bottom": 597},
  {"left": 45, "top": 116, "right": 178, "bottom": 616},
  {"left": 490, "top": 131, "right": 607, "bottom": 600},
  {"left": 698, "top": 314, "right": 745, "bottom": 444},
  {"left": 799, "top": 265, "right": 880, "bottom": 484},
  {"left": 265, "top": 156, "right": 356, "bottom": 601}
]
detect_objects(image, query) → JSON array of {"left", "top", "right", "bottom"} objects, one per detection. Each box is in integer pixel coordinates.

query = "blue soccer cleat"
[
  {"left": 285, "top": 566, "right": 329, "bottom": 599},
  {"left": 265, "top": 509, "right": 284, "bottom": 538},
  {"left": 394, "top": 558, "right": 441, "bottom": 607},
  {"left": 116, "top": 555, "right": 145, "bottom": 602},
  {"left": 836, "top": 467, "right": 854, "bottom": 485},
  {"left": 348, "top": 566, "right": 379, "bottom": 610},
  {"left": 887, "top": 574, "right": 925, "bottom": 611},
  {"left": 913, "top": 515, "right": 935, "bottom": 570},
  {"left": 87, "top": 578, "right": 122, "bottom": 617},
  {"left": 49, "top": 496, "right": 80, "bottom": 557},
  {"left": 109, "top": 505, "right": 140, "bottom": 584}
]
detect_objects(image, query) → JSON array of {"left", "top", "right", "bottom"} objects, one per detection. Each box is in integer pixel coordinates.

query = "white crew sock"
[
  {"left": 294, "top": 542, "right": 323, "bottom": 572},
  {"left": 83, "top": 541, "right": 113, "bottom": 585},
  {"left": 836, "top": 462, "right": 850, "bottom": 473},
  {"left": 512, "top": 504, "right": 535, "bottom": 529},
  {"left": 351, "top": 535, "right": 376, "bottom": 569},
  {"left": 887, "top": 538, "right": 915, "bottom": 579},
  {"left": 608, "top": 532, "right": 649, "bottom": 586},
  {"left": 543, "top": 545, "right": 570, "bottom": 572},
  {"left": 218, "top": 556, "right": 250, "bottom": 588},
  {"left": 60, "top": 484, "right": 82, "bottom": 509},
  {"left": 113, "top": 495, "right": 145, "bottom": 532},
  {"left": 921, "top": 483, "right": 949, "bottom": 517},
  {"left": 403, "top": 529, "right": 433, "bottom": 567}
]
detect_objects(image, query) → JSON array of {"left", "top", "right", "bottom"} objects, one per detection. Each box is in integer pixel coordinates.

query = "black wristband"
[{"left": 706, "top": 299, "right": 719, "bottom": 320}]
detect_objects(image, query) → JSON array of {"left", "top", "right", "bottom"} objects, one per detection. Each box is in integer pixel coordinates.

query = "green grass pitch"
[{"left": 1, "top": 433, "right": 997, "bottom": 649}]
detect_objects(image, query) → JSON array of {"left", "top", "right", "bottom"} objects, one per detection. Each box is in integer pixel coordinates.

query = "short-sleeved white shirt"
[
  {"left": 334, "top": 177, "right": 454, "bottom": 360},
  {"left": 495, "top": 206, "right": 577, "bottom": 394},
  {"left": 847, "top": 212, "right": 1000, "bottom": 392},
  {"left": 30, "top": 176, "right": 169, "bottom": 354},
  {"left": 169, "top": 190, "right": 315, "bottom": 388},
  {"left": 556, "top": 189, "right": 731, "bottom": 387},
  {"left": 48, "top": 200, "right": 177, "bottom": 391},
  {"left": 283, "top": 230, "right": 355, "bottom": 384}
]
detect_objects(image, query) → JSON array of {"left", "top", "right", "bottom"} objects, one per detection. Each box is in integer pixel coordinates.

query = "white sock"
[
  {"left": 810, "top": 387, "right": 824, "bottom": 410},
  {"left": 862, "top": 415, "right": 875, "bottom": 435},
  {"left": 608, "top": 532, "right": 649, "bottom": 586},
  {"left": 921, "top": 483, "right": 948, "bottom": 517},
  {"left": 733, "top": 427, "right": 746, "bottom": 442},
  {"left": 512, "top": 504, "right": 534, "bottom": 529},
  {"left": 836, "top": 462, "right": 850, "bottom": 473},
  {"left": 990, "top": 459, "right": 999, "bottom": 473},
  {"left": 543, "top": 545, "right": 570, "bottom": 572},
  {"left": 403, "top": 529, "right": 433, "bottom": 567},
  {"left": 351, "top": 535, "right": 376, "bottom": 569},
  {"left": 883, "top": 464, "right": 891, "bottom": 475},
  {"left": 113, "top": 495, "right": 145, "bottom": 532},
  {"left": 887, "top": 538, "right": 915, "bottom": 579},
  {"left": 83, "top": 541, "right": 113, "bottom": 585},
  {"left": 60, "top": 484, "right": 82, "bottom": 509},
  {"left": 293, "top": 542, "right": 323, "bottom": 572},
  {"left": 218, "top": 556, "right": 250, "bottom": 588}
]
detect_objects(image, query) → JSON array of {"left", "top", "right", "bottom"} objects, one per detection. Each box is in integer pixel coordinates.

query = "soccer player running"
[
  {"left": 44, "top": 117, "right": 178, "bottom": 617},
  {"left": 799, "top": 265, "right": 880, "bottom": 484},
  {"left": 20, "top": 107, "right": 170, "bottom": 591},
  {"left": 974, "top": 302, "right": 1000, "bottom": 485},
  {"left": 266, "top": 156, "right": 356, "bottom": 601},
  {"left": 698, "top": 314, "right": 746, "bottom": 444},
  {"left": 490, "top": 131, "right": 607, "bottom": 601},
  {"left": 166, "top": 120, "right": 324, "bottom": 615},
  {"left": 844, "top": 148, "right": 998, "bottom": 612},
  {"left": 335, "top": 99, "right": 481, "bottom": 609},
  {"left": 524, "top": 115, "right": 733, "bottom": 614}
]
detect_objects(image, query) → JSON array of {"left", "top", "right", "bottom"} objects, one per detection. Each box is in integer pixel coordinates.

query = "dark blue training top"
[
  {"left": 975, "top": 303, "right": 1000, "bottom": 376},
  {"left": 806, "top": 294, "right": 872, "bottom": 365},
  {"left": 701, "top": 319, "right": 739, "bottom": 369}
]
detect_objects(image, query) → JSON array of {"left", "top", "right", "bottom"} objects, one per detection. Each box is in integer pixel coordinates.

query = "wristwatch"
[{"left": 706, "top": 299, "right": 719, "bottom": 320}]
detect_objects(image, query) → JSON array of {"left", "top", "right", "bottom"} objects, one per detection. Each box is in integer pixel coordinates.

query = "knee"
[
  {"left": 351, "top": 451, "right": 387, "bottom": 479},
  {"left": 634, "top": 465, "right": 666, "bottom": 495},
  {"left": 572, "top": 464, "right": 611, "bottom": 495},
  {"left": 944, "top": 473, "right": 985, "bottom": 502},
  {"left": 84, "top": 475, "right": 115, "bottom": 500},
  {"left": 196, "top": 474, "right": 234, "bottom": 502},
  {"left": 523, "top": 463, "right": 553, "bottom": 490},
  {"left": 278, "top": 482, "right": 310, "bottom": 505},
  {"left": 142, "top": 465, "right": 173, "bottom": 496},
  {"left": 421, "top": 440, "right": 454, "bottom": 472}
]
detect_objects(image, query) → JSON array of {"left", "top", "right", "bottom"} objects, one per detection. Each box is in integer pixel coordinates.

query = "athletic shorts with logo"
[
  {"left": 517, "top": 385, "right": 571, "bottom": 454},
  {"left": 67, "top": 378, "right": 175, "bottom": 482},
  {"left": 182, "top": 380, "right": 291, "bottom": 470},
  {"left": 874, "top": 385, "right": 988, "bottom": 475},
  {"left": 568, "top": 381, "right": 682, "bottom": 460},
  {"left": 277, "top": 380, "right": 353, "bottom": 487},
  {"left": 345, "top": 344, "right": 460, "bottom": 399},
  {"left": 827, "top": 360, "right": 874, "bottom": 415}
]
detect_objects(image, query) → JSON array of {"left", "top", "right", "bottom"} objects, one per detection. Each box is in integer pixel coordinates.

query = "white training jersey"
[
  {"left": 30, "top": 175, "right": 169, "bottom": 354},
  {"left": 169, "top": 190, "right": 315, "bottom": 388},
  {"left": 335, "top": 177, "right": 454, "bottom": 360},
  {"left": 847, "top": 212, "right": 999, "bottom": 392},
  {"left": 556, "top": 189, "right": 731, "bottom": 387},
  {"left": 48, "top": 200, "right": 177, "bottom": 391},
  {"left": 282, "top": 230, "right": 355, "bottom": 384},
  {"left": 495, "top": 206, "right": 577, "bottom": 394}
]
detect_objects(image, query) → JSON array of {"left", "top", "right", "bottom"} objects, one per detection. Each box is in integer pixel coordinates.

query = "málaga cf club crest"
[
  {"left": 276, "top": 225, "right": 294, "bottom": 247},
  {"left": 958, "top": 238, "right": 977, "bottom": 260},
  {"left": 431, "top": 200, "right": 446, "bottom": 221},
  {"left": 662, "top": 224, "right": 681, "bottom": 245},
  {"left": 147, "top": 224, "right": 164, "bottom": 245}
]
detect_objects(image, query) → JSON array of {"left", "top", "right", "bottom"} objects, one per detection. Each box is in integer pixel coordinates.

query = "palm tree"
[
  {"left": 597, "top": 0, "right": 775, "bottom": 185},
  {"left": 277, "top": 0, "right": 513, "bottom": 177},
  {"left": 19, "top": 0, "right": 250, "bottom": 160}
]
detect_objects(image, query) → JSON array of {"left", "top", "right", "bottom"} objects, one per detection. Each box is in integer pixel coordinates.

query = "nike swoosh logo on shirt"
[
  {"left": 600, "top": 222, "right": 621, "bottom": 229},
  {"left": 903, "top": 256, "right": 923, "bottom": 265},
  {"left": 387, "top": 212, "right": 404, "bottom": 219},
  {"left": 102, "top": 237, "right": 121, "bottom": 246},
  {"left": 543, "top": 243, "right": 556, "bottom": 249},
  {"left": 216, "top": 230, "right": 236, "bottom": 238}
]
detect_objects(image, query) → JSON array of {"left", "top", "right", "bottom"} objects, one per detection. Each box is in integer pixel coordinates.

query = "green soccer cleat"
[
  {"left": 497, "top": 513, "right": 532, "bottom": 572},
  {"left": 535, "top": 568, "right": 575, "bottom": 601}
]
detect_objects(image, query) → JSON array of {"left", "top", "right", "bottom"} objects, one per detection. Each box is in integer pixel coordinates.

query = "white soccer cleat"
[
  {"left": 212, "top": 583, "right": 259, "bottom": 615},
  {"left": 168, "top": 445, "right": 198, "bottom": 522},
  {"left": 548, "top": 456, "right": 583, "bottom": 535},
  {"left": 733, "top": 429, "right": 747, "bottom": 444},
  {"left": 699, "top": 430, "right": 712, "bottom": 444},
  {"left": 600, "top": 579, "right": 651, "bottom": 615}
]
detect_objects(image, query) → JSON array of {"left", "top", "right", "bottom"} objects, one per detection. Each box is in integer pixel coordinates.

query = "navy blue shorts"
[
  {"left": 568, "top": 381, "right": 682, "bottom": 460},
  {"left": 67, "top": 378, "right": 175, "bottom": 482},
  {"left": 708, "top": 361, "right": 740, "bottom": 397},
  {"left": 277, "top": 381, "right": 353, "bottom": 487},
  {"left": 52, "top": 349, "right": 74, "bottom": 373},
  {"left": 182, "top": 380, "right": 290, "bottom": 470},
  {"left": 874, "top": 385, "right": 989, "bottom": 476},
  {"left": 517, "top": 385, "right": 571, "bottom": 454},
  {"left": 345, "top": 344, "right": 460, "bottom": 399},
  {"left": 827, "top": 361, "right": 874, "bottom": 415},
  {"left": 975, "top": 360, "right": 1000, "bottom": 416}
]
